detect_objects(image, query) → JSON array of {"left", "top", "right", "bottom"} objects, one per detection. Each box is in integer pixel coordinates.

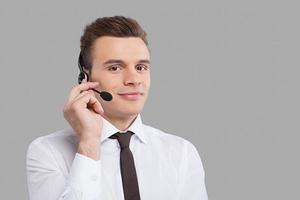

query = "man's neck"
[{"left": 103, "top": 113, "right": 138, "bottom": 132}]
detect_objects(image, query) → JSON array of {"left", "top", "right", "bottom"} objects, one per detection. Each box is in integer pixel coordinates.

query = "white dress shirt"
[{"left": 26, "top": 114, "right": 208, "bottom": 200}]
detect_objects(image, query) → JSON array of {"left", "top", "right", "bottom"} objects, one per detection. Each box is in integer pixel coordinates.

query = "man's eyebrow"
[
  {"left": 103, "top": 59, "right": 150, "bottom": 65},
  {"left": 138, "top": 59, "right": 150, "bottom": 64}
]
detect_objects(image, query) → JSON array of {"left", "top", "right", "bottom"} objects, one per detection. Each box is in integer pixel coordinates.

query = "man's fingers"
[
  {"left": 67, "top": 82, "right": 99, "bottom": 104},
  {"left": 73, "top": 92, "right": 104, "bottom": 115},
  {"left": 90, "top": 97, "right": 105, "bottom": 115},
  {"left": 71, "top": 90, "right": 89, "bottom": 105}
]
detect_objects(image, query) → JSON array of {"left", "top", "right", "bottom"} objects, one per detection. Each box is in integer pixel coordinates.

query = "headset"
[{"left": 77, "top": 52, "right": 113, "bottom": 101}]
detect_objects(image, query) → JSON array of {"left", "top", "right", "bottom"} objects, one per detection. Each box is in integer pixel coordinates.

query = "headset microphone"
[{"left": 77, "top": 52, "right": 113, "bottom": 101}]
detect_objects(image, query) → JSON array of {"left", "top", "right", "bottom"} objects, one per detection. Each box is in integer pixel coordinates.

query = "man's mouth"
[
  {"left": 119, "top": 92, "right": 142, "bottom": 95},
  {"left": 118, "top": 92, "right": 143, "bottom": 101}
]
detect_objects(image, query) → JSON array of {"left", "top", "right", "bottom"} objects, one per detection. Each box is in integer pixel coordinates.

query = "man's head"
[{"left": 79, "top": 16, "right": 151, "bottom": 119}]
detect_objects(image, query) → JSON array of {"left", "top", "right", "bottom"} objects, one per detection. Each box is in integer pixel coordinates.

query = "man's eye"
[
  {"left": 108, "top": 65, "right": 122, "bottom": 71},
  {"left": 136, "top": 64, "right": 149, "bottom": 71}
]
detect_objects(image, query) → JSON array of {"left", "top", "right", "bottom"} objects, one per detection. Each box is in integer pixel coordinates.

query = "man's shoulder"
[
  {"left": 141, "top": 124, "right": 202, "bottom": 164},
  {"left": 28, "top": 127, "right": 76, "bottom": 151},
  {"left": 26, "top": 128, "right": 78, "bottom": 173},
  {"left": 142, "top": 124, "right": 194, "bottom": 149}
]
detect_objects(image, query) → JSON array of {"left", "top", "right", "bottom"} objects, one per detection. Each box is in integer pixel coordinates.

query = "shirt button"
[{"left": 91, "top": 175, "right": 98, "bottom": 181}]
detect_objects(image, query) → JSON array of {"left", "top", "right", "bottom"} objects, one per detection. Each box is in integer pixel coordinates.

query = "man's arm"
[
  {"left": 26, "top": 139, "right": 102, "bottom": 200},
  {"left": 177, "top": 140, "right": 208, "bottom": 200}
]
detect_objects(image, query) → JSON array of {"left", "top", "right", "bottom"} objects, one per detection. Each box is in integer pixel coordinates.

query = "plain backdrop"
[{"left": 0, "top": 0, "right": 299, "bottom": 199}]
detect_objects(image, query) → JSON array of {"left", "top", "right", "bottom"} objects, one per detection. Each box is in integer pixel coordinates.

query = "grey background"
[{"left": 0, "top": 0, "right": 299, "bottom": 199}]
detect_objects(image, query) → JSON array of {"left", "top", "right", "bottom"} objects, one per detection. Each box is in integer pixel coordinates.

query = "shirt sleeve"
[
  {"left": 177, "top": 140, "right": 208, "bottom": 200},
  {"left": 26, "top": 139, "right": 102, "bottom": 200}
]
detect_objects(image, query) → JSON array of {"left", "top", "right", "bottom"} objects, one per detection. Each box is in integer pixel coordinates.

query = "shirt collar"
[{"left": 101, "top": 113, "right": 148, "bottom": 144}]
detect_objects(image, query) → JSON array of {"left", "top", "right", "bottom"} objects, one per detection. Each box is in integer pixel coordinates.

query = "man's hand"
[{"left": 63, "top": 80, "right": 104, "bottom": 160}]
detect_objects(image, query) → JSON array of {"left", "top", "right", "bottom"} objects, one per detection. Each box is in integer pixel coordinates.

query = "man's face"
[{"left": 89, "top": 36, "right": 151, "bottom": 119}]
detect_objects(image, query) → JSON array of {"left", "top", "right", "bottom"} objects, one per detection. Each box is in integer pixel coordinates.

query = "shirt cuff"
[{"left": 68, "top": 153, "right": 102, "bottom": 195}]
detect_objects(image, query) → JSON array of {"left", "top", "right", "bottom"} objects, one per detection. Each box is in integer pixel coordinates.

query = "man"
[{"left": 26, "top": 16, "right": 208, "bottom": 200}]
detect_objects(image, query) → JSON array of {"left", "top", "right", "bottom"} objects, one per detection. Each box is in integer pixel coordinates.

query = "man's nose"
[{"left": 123, "top": 68, "right": 141, "bottom": 86}]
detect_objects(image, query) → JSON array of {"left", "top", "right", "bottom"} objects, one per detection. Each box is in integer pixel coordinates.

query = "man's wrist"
[{"left": 78, "top": 139, "right": 101, "bottom": 161}]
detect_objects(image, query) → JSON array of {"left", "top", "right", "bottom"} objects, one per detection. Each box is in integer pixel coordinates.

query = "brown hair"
[{"left": 80, "top": 16, "right": 149, "bottom": 74}]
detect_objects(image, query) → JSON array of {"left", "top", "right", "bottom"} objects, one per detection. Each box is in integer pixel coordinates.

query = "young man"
[{"left": 26, "top": 16, "right": 208, "bottom": 200}]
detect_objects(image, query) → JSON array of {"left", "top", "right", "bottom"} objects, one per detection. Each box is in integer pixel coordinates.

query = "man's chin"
[
  {"left": 121, "top": 110, "right": 141, "bottom": 116},
  {"left": 104, "top": 109, "right": 142, "bottom": 118}
]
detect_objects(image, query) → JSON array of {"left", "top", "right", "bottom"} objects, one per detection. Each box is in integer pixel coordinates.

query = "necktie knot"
[{"left": 109, "top": 131, "right": 134, "bottom": 149}]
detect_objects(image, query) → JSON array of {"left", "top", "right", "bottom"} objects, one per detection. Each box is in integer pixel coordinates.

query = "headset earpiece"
[
  {"left": 77, "top": 51, "right": 89, "bottom": 84},
  {"left": 78, "top": 72, "right": 85, "bottom": 84}
]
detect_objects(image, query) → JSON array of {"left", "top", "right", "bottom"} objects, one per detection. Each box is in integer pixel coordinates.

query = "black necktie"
[{"left": 109, "top": 131, "right": 141, "bottom": 200}]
